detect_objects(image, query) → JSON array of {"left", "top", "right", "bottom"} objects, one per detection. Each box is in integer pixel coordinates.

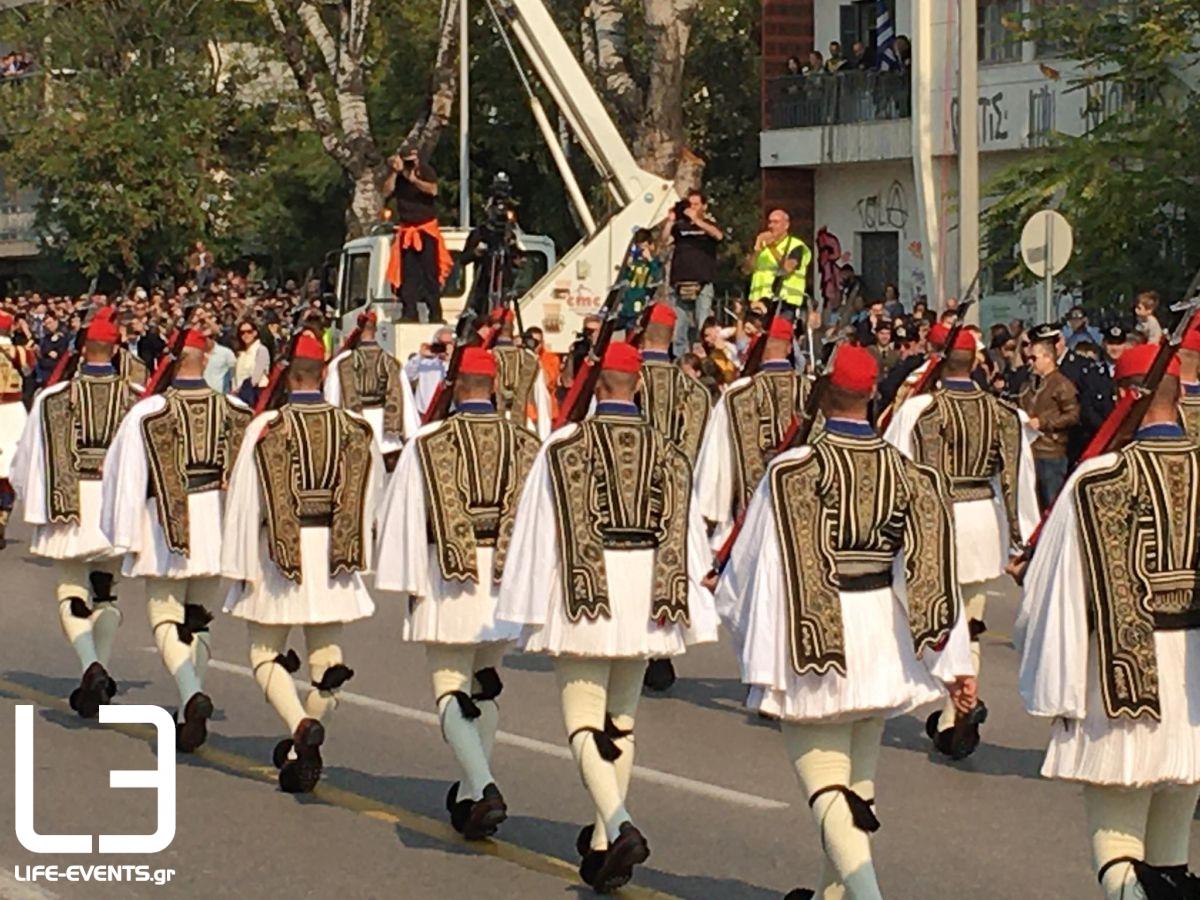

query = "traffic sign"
[{"left": 1020, "top": 210, "right": 1073, "bottom": 278}]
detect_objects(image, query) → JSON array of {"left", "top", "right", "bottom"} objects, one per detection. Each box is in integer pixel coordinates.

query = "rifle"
[
  {"left": 1008, "top": 270, "right": 1200, "bottom": 582},
  {"left": 142, "top": 304, "right": 199, "bottom": 396},
  {"left": 421, "top": 308, "right": 505, "bottom": 426},
  {"left": 876, "top": 296, "right": 976, "bottom": 431},
  {"left": 553, "top": 236, "right": 641, "bottom": 429}
]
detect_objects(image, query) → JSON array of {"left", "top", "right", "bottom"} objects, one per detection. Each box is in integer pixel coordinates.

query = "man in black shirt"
[
  {"left": 383, "top": 142, "right": 446, "bottom": 323},
  {"left": 659, "top": 190, "right": 722, "bottom": 357}
]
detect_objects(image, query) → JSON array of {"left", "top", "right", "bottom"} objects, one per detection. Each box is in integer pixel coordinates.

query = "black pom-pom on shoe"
[{"left": 643, "top": 658, "right": 677, "bottom": 693}]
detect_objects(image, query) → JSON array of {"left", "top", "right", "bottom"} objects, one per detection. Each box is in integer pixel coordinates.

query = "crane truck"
[{"left": 326, "top": 0, "right": 679, "bottom": 358}]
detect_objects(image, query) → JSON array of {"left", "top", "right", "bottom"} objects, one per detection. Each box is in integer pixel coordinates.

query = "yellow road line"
[{"left": 0, "top": 677, "right": 675, "bottom": 899}]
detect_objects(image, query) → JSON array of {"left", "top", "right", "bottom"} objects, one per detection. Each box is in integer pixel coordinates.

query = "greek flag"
[{"left": 875, "top": 0, "right": 901, "bottom": 70}]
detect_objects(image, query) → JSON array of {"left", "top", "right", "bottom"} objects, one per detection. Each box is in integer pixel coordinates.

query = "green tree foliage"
[
  {"left": 982, "top": 0, "right": 1200, "bottom": 309},
  {"left": 0, "top": 1, "right": 271, "bottom": 283}
]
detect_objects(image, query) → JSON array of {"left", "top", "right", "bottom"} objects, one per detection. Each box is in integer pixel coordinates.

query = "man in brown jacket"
[{"left": 1019, "top": 338, "right": 1080, "bottom": 510}]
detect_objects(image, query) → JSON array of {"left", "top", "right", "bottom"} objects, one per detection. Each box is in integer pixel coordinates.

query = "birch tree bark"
[
  {"left": 401, "top": 0, "right": 460, "bottom": 161},
  {"left": 581, "top": 0, "right": 705, "bottom": 193}
]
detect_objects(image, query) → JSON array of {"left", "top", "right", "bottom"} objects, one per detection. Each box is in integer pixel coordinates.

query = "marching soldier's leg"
[
  {"left": 558, "top": 657, "right": 650, "bottom": 892},
  {"left": 931, "top": 588, "right": 988, "bottom": 758},
  {"left": 57, "top": 560, "right": 115, "bottom": 719},
  {"left": 471, "top": 642, "right": 507, "bottom": 765},
  {"left": 782, "top": 719, "right": 883, "bottom": 900},
  {"left": 1144, "top": 785, "right": 1200, "bottom": 891},
  {"left": 188, "top": 577, "right": 223, "bottom": 691},
  {"left": 248, "top": 621, "right": 324, "bottom": 794},
  {"left": 598, "top": 659, "right": 644, "bottom": 839},
  {"left": 1083, "top": 785, "right": 1154, "bottom": 900},
  {"left": 147, "top": 577, "right": 212, "bottom": 752},
  {"left": 302, "top": 623, "right": 352, "bottom": 723},
  {"left": 88, "top": 564, "right": 122, "bottom": 668},
  {"left": 429, "top": 643, "right": 507, "bottom": 840}
]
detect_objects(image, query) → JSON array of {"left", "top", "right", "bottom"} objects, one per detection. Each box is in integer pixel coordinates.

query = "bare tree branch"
[
  {"left": 402, "top": 0, "right": 458, "bottom": 160},
  {"left": 585, "top": 0, "right": 642, "bottom": 128}
]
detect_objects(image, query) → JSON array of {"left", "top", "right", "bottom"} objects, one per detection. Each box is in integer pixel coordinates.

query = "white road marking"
[{"left": 190, "top": 654, "right": 790, "bottom": 811}]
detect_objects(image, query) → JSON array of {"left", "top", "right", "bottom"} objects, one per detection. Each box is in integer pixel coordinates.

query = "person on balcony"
[{"left": 824, "top": 41, "right": 847, "bottom": 73}]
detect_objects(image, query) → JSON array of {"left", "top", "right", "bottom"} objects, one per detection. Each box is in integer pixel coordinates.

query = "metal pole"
[
  {"left": 458, "top": 0, "right": 470, "bottom": 228},
  {"left": 958, "top": 0, "right": 980, "bottom": 326},
  {"left": 1044, "top": 215, "right": 1053, "bottom": 324}
]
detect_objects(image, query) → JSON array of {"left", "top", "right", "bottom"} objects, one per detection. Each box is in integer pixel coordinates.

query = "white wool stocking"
[
  {"left": 56, "top": 565, "right": 99, "bottom": 672},
  {"left": 1085, "top": 785, "right": 1153, "bottom": 900},
  {"left": 248, "top": 622, "right": 307, "bottom": 733},
  {"left": 1145, "top": 785, "right": 1200, "bottom": 867},
  {"left": 146, "top": 580, "right": 204, "bottom": 712},
  {"left": 428, "top": 644, "right": 497, "bottom": 803},
  {"left": 782, "top": 717, "right": 885, "bottom": 900},
  {"left": 303, "top": 623, "right": 344, "bottom": 722},
  {"left": 557, "top": 657, "right": 635, "bottom": 847}
]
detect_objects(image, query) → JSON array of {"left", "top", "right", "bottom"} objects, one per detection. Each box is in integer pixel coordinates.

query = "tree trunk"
[
  {"left": 634, "top": 0, "right": 701, "bottom": 188},
  {"left": 402, "top": 0, "right": 459, "bottom": 160},
  {"left": 347, "top": 168, "right": 386, "bottom": 238}
]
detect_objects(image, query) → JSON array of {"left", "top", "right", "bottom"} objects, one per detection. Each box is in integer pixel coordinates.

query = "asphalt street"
[{"left": 0, "top": 519, "right": 1194, "bottom": 899}]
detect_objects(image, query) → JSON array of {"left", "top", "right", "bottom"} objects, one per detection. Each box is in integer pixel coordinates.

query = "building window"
[{"left": 978, "top": 0, "right": 1022, "bottom": 64}]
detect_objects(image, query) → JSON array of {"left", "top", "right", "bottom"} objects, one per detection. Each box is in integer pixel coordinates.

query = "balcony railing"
[
  {"left": 766, "top": 70, "right": 912, "bottom": 130},
  {"left": 0, "top": 71, "right": 39, "bottom": 136}
]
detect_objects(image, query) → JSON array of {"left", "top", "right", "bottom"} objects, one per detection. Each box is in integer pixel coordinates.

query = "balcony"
[{"left": 766, "top": 70, "right": 912, "bottom": 130}]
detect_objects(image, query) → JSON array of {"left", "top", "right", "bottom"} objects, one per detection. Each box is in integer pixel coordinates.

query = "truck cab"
[{"left": 331, "top": 224, "right": 555, "bottom": 362}]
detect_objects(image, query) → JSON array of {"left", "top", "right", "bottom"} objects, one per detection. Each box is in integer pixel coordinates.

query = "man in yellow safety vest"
[{"left": 748, "top": 209, "right": 812, "bottom": 309}]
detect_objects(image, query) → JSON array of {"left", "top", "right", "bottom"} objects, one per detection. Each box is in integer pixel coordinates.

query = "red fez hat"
[
  {"left": 768, "top": 316, "right": 795, "bottom": 342},
  {"left": 293, "top": 332, "right": 326, "bottom": 362},
  {"left": 357, "top": 310, "right": 377, "bottom": 328},
  {"left": 1115, "top": 341, "right": 1179, "bottom": 381},
  {"left": 459, "top": 346, "right": 497, "bottom": 378},
  {"left": 601, "top": 341, "right": 642, "bottom": 374},
  {"left": 648, "top": 303, "right": 676, "bottom": 327},
  {"left": 183, "top": 329, "right": 208, "bottom": 350},
  {"left": 928, "top": 323, "right": 950, "bottom": 349},
  {"left": 950, "top": 329, "right": 978, "bottom": 352},
  {"left": 829, "top": 344, "right": 879, "bottom": 394},
  {"left": 85, "top": 312, "right": 120, "bottom": 345},
  {"left": 1182, "top": 312, "right": 1200, "bottom": 353},
  {"left": 0, "top": 310, "right": 13, "bottom": 330}
]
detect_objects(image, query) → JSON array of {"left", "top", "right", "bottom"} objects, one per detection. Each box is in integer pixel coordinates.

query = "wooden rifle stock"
[
  {"left": 877, "top": 299, "right": 975, "bottom": 431},
  {"left": 255, "top": 330, "right": 303, "bottom": 415},
  {"left": 143, "top": 305, "right": 199, "bottom": 397},
  {"left": 47, "top": 303, "right": 120, "bottom": 388},
  {"left": 422, "top": 309, "right": 506, "bottom": 426}
]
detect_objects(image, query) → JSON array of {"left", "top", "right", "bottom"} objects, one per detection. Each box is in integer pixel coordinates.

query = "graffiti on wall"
[
  {"left": 817, "top": 227, "right": 849, "bottom": 309},
  {"left": 951, "top": 92, "right": 1011, "bottom": 149},
  {"left": 1028, "top": 85, "right": 1055, "bottom": 146},
  {"left": 855, "top": 180, "right": 909, "bottom": 231}
]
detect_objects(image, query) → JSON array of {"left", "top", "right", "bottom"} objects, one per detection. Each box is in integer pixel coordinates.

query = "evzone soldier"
[
  {"left": 221, "top": 332, "right": 385, "bottom": 792},
  {"left": 490, "top": 311, "right": 552, "bottom": 440},
  {"left": 634, "top": 302, "right": 712, "bottom": 692},
  {"left": 1017, "top": 342, "right": 1200, "bottom": 900},
  {"left": 694, "top": 315, "right": 809, "bottom": 550},
  {"left": 9, "top": 310, "right": 140, "bottom": 717},
  {"left": 884, "top": 329, "right": 1039, "bottom": 757},
  {"left": 715, "top": 345, "right": 976, "bottom": 900},
  {"left": 100, "top": 330, "right": 251, "bottom": 751},
  {"left": 323, "top": 309, "right": 419, "bottom": 470},
  {"left": 496, "top": 341, "right": 718, "bottom": 893},
  {"left": 1177, "top": 314, "right": 1200, "bottom": 440},
  {"left": 375, "top": 346, "right": 540, "bottom": 839},
  {"left": 0, "top": 309, "right": 31, "bottom": 549}
]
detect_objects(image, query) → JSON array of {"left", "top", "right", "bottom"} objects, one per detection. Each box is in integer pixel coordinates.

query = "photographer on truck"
[
  {"left": 461, "top": 172, "right": 523, "bottom": 324},
  {"left": 383, "top": 142, "right": 452, "bottom": 324},
  {"left": 660, "top": 189, "right": 723, "bottom": 357}
]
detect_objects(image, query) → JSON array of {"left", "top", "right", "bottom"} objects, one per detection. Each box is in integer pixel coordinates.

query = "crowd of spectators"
[
  {"left": 785, "top": 36, "right": 911, "bottom": 80},
  {"left": 1, "top": 50, "right": 34, "bottom": 78},
  {"left": 0, "top": 268, "right": 326, "bottom": 407}
]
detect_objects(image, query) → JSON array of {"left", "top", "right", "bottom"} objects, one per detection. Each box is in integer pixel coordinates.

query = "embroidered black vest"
[
  {"left": 638, "top": 360, "right": 711, "bottom": 463},
  {"left": 335, "top": 345, "right": 406, "bottom": 437},
  {"left": 492, "top": 345, "right": 541, "bottom": 431}
]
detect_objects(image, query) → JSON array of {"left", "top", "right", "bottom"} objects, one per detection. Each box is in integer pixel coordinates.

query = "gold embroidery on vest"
[
  {"left": 771, "top": 436, "right": 957, "bottom": 675},
  {"left": 639, "top": 362, "right": 711, "bottom": 462},
  {"left": 547, "top": 419, "right": 691, "bottom": 624},
  {"left": 254, "top": 406, "right": 374, "bottom": 583},
  {"left": 726, "top": 370, "right": 809, "bottom": 513},
  {"left": 1075, "top": 441, "right": 1200, "bottom": 721},
  {"left": 337, "top": 347, "right": 406, "bottom": 437},
  {"left": 417, "top": 414, "right": 540, "bottom": 584},
  {"left": 493, "top": 346, "right": 539, "bottom": 429}
]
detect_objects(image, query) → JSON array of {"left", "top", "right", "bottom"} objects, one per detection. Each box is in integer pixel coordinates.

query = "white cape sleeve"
[
  {"left": 496, "top": 428, "right": 572, "bottom": 626},
  {"left": 374, "top": 429, "right": 433, "bottom": 597},
  {"left": 882, "top": 393, "right": 932, "bottom": 460},
  {"left": 220, "top": 412, "right": 275, "bottom": 603},
  {"left": 1014, "top": 457, "right": 1107, "bottom": 719},
  {"left": 100, "top": 395, "right": 162, "bottom": 552},
  {"left": 323, "top": 351, "right": 348, "bottom": 406},
  {"left": 532, "top": 375, "right": 552, "bottom": 441},
  {"left": 694, "top": 389, "right": 737, "bottom": 550},
  {"left": 1014, "top": 409, "right": 1041, "bottom": 544}
]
